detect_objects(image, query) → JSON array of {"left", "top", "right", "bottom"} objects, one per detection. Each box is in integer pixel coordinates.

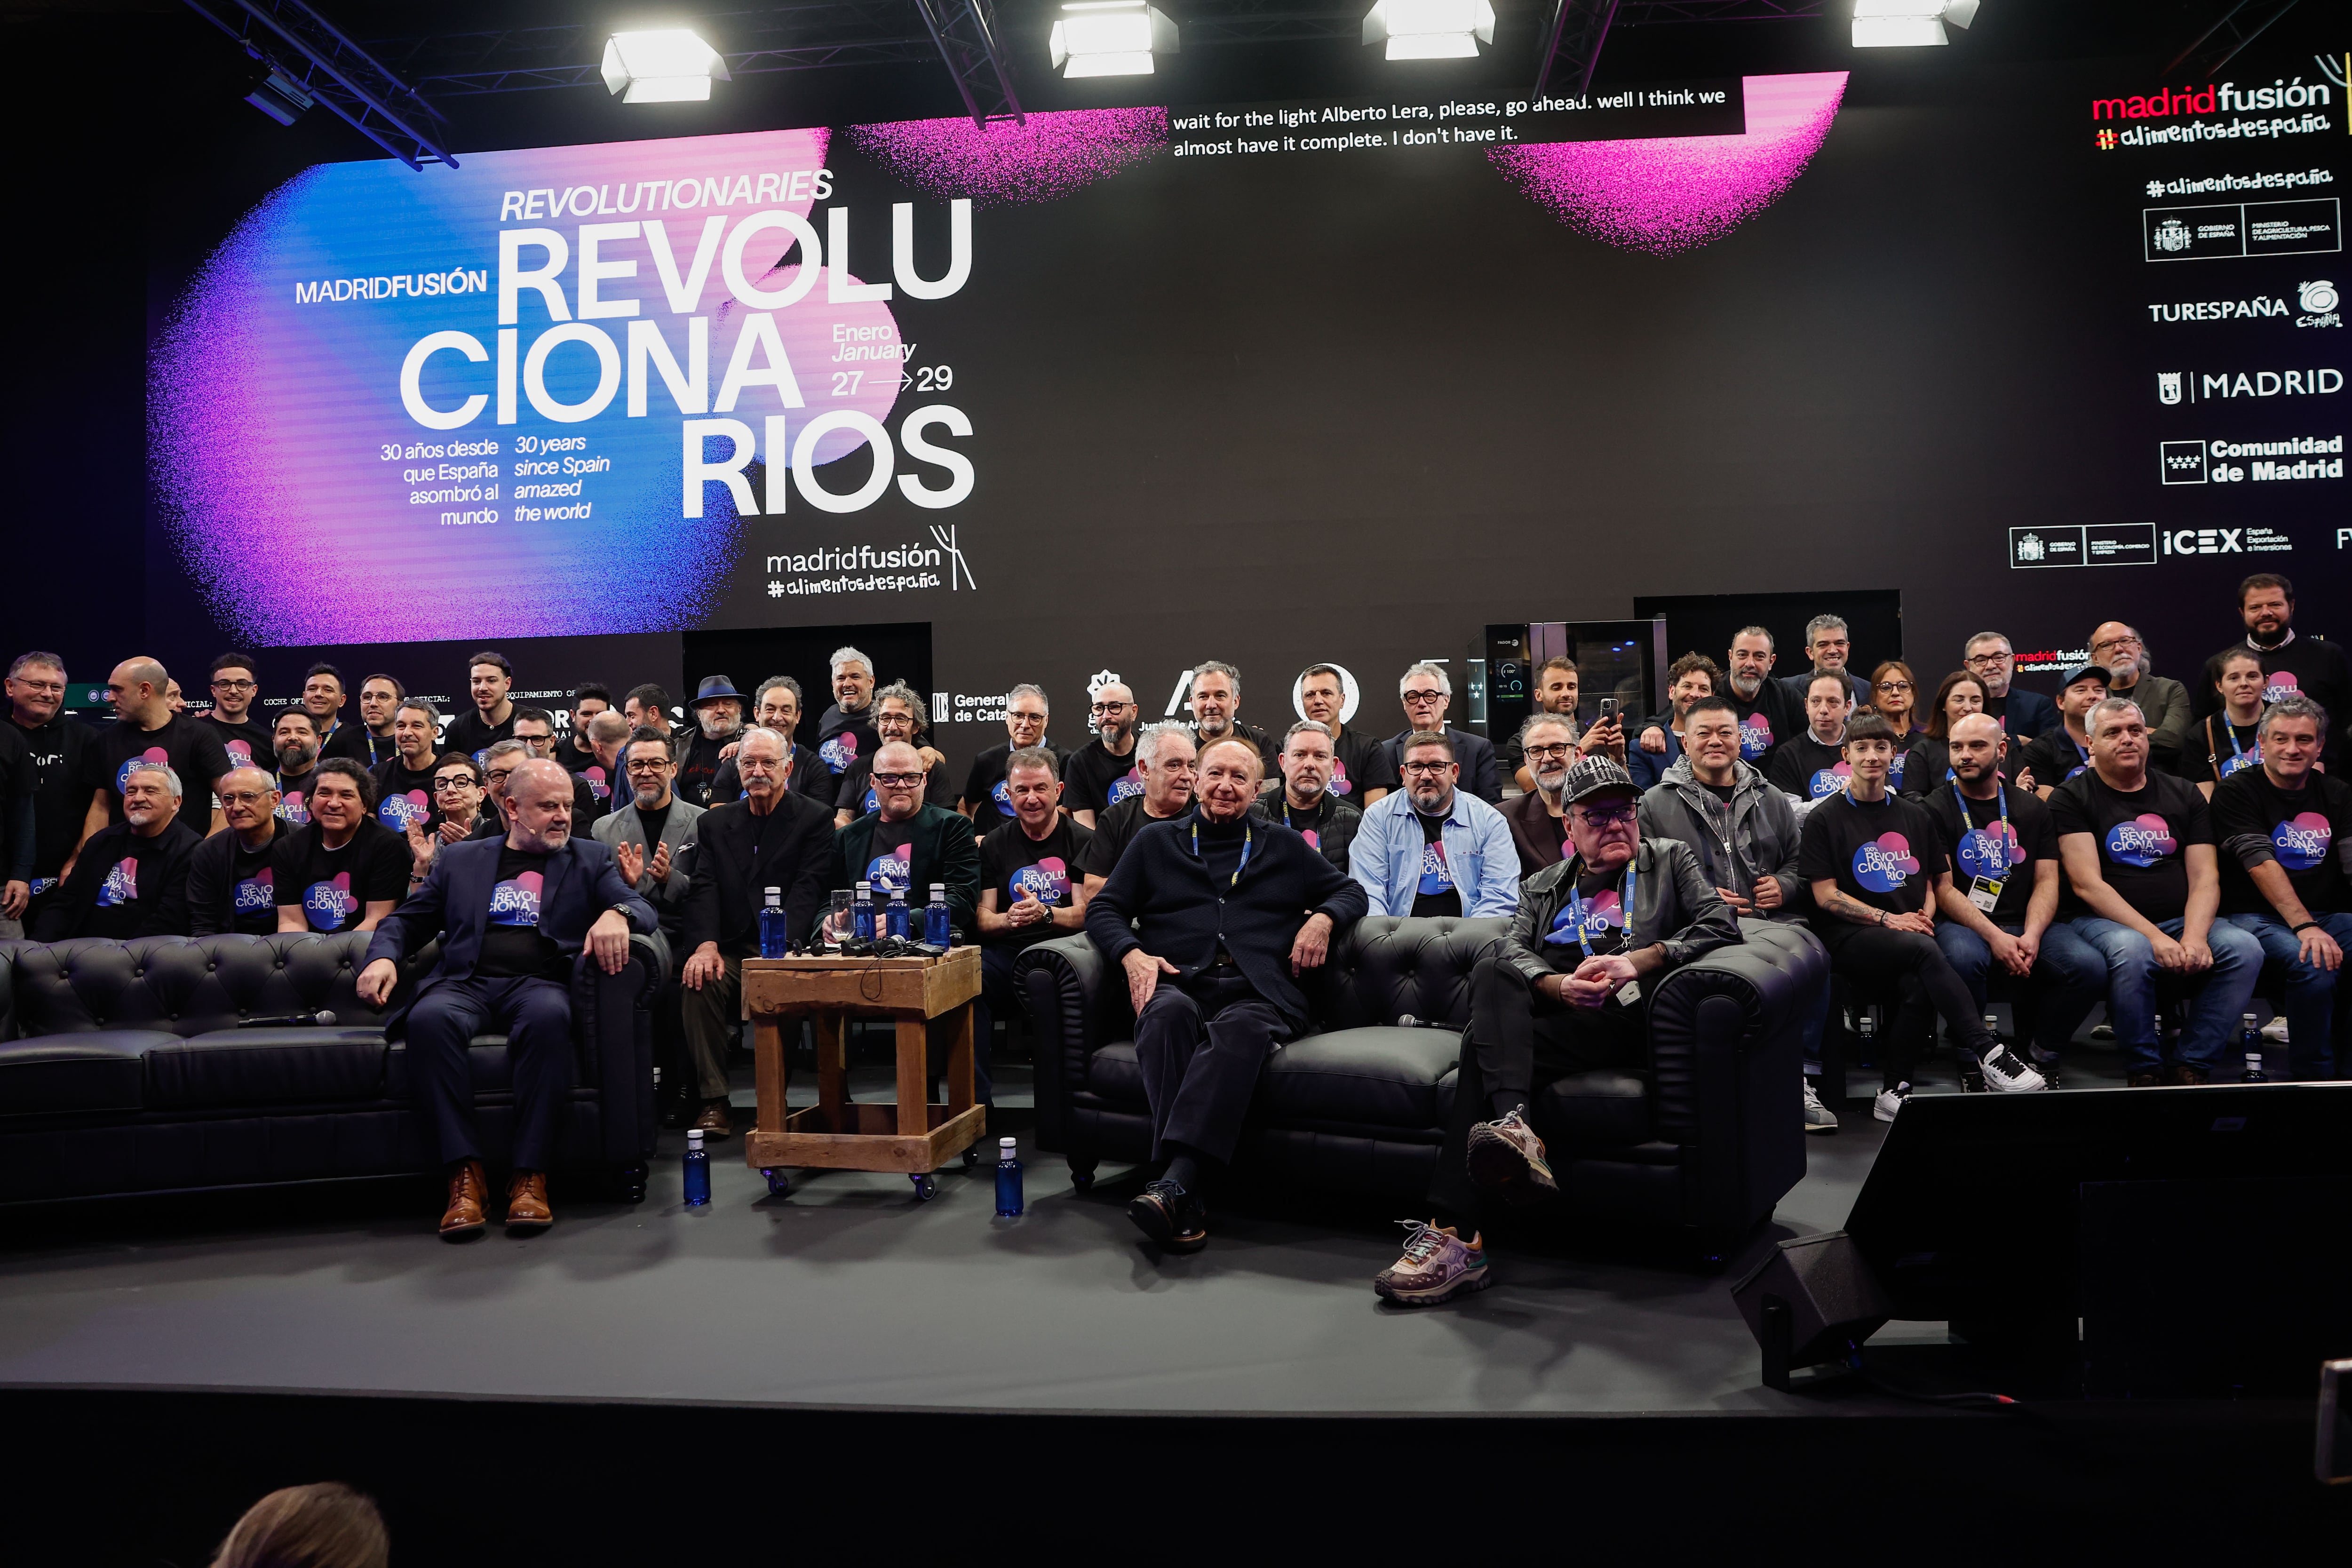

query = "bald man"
[
  {"left": 360, "top": 757, "right": 657, "bottom": 1240},
  {"left": 85, "top": 656, "right": 233, "bottom": 843},
  {"left": 1922, "top": 712, "right": 2105, "bottom": 1071}
]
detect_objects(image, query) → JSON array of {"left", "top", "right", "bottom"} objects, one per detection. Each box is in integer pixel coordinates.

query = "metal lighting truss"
[
  {"left": 182, "top": 0, "right": 458, "bottom": 168},
  {"left": 909, "top": 0, "right": 1025, "bottom": 125}
]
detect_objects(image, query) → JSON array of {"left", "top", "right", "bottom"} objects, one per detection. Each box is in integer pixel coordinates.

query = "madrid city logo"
[{"left": 2159, "top": 371, "right": 2183, "bottom": 404}]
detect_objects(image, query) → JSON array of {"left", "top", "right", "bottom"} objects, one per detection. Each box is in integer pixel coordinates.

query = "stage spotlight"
[
  {"left": 1362, "top": 0, "right": 1496, "bottom": 61},
  {"left": 601, "top": 29, "right": 731, "bottom": 103},
  {"left": 243, "top": 65, "right": 314, "bottom": 127},
  {"left": 1049, "top": 1, "right": 1179, "bottom": 78},
  {"left": 1851, "top": 0, "right": 1977, "bottom": 48}
]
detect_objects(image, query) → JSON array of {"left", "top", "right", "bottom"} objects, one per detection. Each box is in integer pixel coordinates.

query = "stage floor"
[{"left": 0, "top": 1036, "right": 2157, "bottom": 1417}]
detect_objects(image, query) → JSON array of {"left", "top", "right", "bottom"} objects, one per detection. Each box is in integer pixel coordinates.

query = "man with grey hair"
[
  {"left": 815, "top": 645, "right": 881, "bottom": 787},
  {"left": 1961, "top": 631, "right": 2058, "bottom": 740},
  {"left": 1250, "top": 719, "right": 1361, "bottom": 871},
  {"left": 1184, "top": 661, "right": 1275, "bottom": 763},
  {"left": 359, "top": 756, "right": 656, "bottom": 1238},
  {"left": 1501, "top": 713, "right": 1578, "bottom": 876},
  {"left": 1082, "top": 722, "right": 1199, "bottom": 890},
  {"left": 36, "top": 759, "right": 201, "bottom": 939},
  {"left": 5, "top": 650, "right": 91, "bottom": 936},
  {"left": 89, "top": 655, "right": 233, "bottom": 838},
  {"left": 1383, "top": 662, "right": 1501, "bottom": 804},
  {"left": 471, "top": 738, "right": 533, "bottom": 841},
  {"left": 1776, "top": 616, "right": 1872, "bottom": 708},
  {"left": 2052, "top": 694, "right": 2261, "bottom": 1085},
  {"left": 838, "top": 680, "right": 952, "bottom": 825},
  {"left": 2213, "top": 692, "right": 2352, "bottom": 1077},
  {"left": 2090, "top": 621, "right": 2190, "bottom": 771},
  {"left": 961, "top": 682, "right": 1061, "bottom": 836}
]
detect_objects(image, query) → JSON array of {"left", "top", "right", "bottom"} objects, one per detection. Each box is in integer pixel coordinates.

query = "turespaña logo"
[
  {"left": 2159, "top": 371, "right": 2184, "bottom": 404},
  {"left": 2302, "top": 279, "right": 2343, "bottom": 327}
]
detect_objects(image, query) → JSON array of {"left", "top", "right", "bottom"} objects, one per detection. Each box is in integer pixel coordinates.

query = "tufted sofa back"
[
  {"left": 1311, "top": 916, "right": 1508, "bottom": 1032},
  {"left": 0, "top": 933, "right": 391, "bottom": 1040}
]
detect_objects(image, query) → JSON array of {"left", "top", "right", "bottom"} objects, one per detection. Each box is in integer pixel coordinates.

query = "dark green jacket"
[{"left": 825, "top": 804, "right": 982, "bottom": 939}]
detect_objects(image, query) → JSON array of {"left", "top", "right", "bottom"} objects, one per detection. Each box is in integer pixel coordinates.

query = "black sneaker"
[{"left": 1128, "top": 1179, "right": 1208, "bottom": 1253}]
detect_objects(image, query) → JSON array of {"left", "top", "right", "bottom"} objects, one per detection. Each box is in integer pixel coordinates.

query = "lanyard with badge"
[
  {"left": 1565, "top": 857, "right": 1641, "bottom": 1004},
  {"left": 1955, "top": 779, "right": 2011, "bottom": 913},
  {"left": 1190, "top": 819, "right": 1253, "bottom": 886}
]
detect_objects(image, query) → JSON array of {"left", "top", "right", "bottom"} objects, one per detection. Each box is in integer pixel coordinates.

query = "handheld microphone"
[{"left": 238, "top": 1010, "right": 338, "bottom": 1028}]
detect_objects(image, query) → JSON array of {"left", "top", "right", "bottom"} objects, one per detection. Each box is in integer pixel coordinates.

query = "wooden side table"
[{"left": 739, "top": 947, "right": 984, "bottom": 1200}]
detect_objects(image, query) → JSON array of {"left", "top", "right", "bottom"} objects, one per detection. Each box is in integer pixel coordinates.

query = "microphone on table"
[{"left": 237, "top": 1010, "right": 338, "bottom": 1028}]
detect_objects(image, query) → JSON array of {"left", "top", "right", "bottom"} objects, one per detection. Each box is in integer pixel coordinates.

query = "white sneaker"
[
  {"left": 2261, "top": 1014, "right": 2290, "bottom": 1044},
  {"left": 1980, "top": 1044, "right": 2049, "bottom": 1093},
  {"left": 1803, "top": 1080, "right": 1840, "bottom": 1134},
  {"left": 1873, "top": 1082, "right": 1912, "bottom": 1122}
]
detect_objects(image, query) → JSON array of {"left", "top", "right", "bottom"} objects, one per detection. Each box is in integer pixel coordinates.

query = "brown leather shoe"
[
  {"left": 693, "top": 1099, "right": 733, "bottom": 1139},
  {"left": 439, "top": 1159, "right": 488, "bottom": 1241},
  {"left": 505, "top": 1170, "right": 554, "bottom": 1233}
]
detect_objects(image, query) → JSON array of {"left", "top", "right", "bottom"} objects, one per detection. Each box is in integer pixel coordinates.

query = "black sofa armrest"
[
  {"left": 1013, "top": 932, "right": 1122, "bottom": 1153},
  {"left": 569, "top": 932, "right": 669, "bottom": 1169},
  {"left": 1645, "top": 918, "right": 1828, "bottom": 1258},
  {"left": 0, "top": 942, "right": 17, "bottom": 1043}
]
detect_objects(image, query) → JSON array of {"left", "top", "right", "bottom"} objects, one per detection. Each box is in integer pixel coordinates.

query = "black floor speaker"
[{"left": 1730, "top": 1230, "right": 1891, "bottom": 1390}]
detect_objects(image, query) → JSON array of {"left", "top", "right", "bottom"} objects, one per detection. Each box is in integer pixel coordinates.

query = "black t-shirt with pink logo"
[
  {"left": 270, "top": 818, "right": 410, "bottom": 934},
  {"left": 2048, "top": 769, "right": 2213, "bottom": 923},
  {"left": 2182, "top": 716, "right": 2263, "bottom": 787},
  {"left": 2210, "top": 768, "right": 2352, "bottom": 917},
  {"left": 978, "top": 816, "right": 1093, "bottom": 950},
  {"left": 1063, "top": 738, "right": 1146, "bottom": 816},
  {"left": 1920, "top": 782, "right": 2056, "bottom": 926},
  {"left": 1327, "top": 727, "right": 1401, "bottom": 804},
  {"left": 478, "top": 846, "right": 564, "bottom": 979},
  {"left": 815, "top": 705, "right": 880, "bottom": 789},
  {"left": 1767, "top": 733, "right": 1851, "bottom": 803},
  {"left": 961, "top": 741, "right": 1065, "bottom": 836},
  {"left": 372, "top": 758, "right": 439, "bottom": 834},
  {"left": 274, "top": 766, "right": 318, "bottom": 828},
  {"left": 1799, "top": 791, "right": 1946, "bottom": 919},
  {"left": 862, "top": 818, "right": 918, "bottom": 899},
  {"left": 2193, "top": 635, "right": 2352, "bottom": 764},
  {"left": 1727, "top": 683, "right": 1803, "bottom": 769},
  {"left": 99, "top": 714, "right": 236, "bottom": 827},
  {"left": 198, "top": 714, "right": 272, "bottom": 772}
]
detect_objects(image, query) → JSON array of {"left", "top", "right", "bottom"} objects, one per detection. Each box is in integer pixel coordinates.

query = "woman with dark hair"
[
  {"left": 1868, "top": 661, "right": 1925, "bottom": 790},
  {"left": 1898, "top": 670, "right": 1987, "bottom": 796},
  {"left": 211, "top": 1482, "right": 388, "bottom": 1568}
]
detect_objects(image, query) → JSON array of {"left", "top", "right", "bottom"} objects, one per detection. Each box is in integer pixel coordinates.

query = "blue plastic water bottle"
[
  {"left": 853, "top": 881, "right": 875, "bottom": 941},
  {"left": 757, "top": 886, "right": 790, "bottom": 958},
  {"left": 886, "top": 884, "right": 911, "bottom": 940},
  {"left": 2241, "top": 1014, "right": 2267, "bottom": 1082},
  {"left": 994, "top": 1136, "right": 1024, "bottom": 1217},
  {"left": 683, "top": 1128, "right": 711, "bottom": 1207},
  {"left": 925, "top": 883, "right": 952, "bottom": 947}
]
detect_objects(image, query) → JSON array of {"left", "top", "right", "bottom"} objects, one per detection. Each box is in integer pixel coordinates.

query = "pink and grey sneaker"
[
  {"left": 1464, "top": 1106, "right": 1557, "bottom": 1201},
  {"left": 1373, "top": 1220, "right": 1492, "bottom": 1307}
]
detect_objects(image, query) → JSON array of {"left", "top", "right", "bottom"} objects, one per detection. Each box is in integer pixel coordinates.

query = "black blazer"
[
  {"left": 1085, "top": 814, "right": 1367, "bottom": 1028},
  {"left": 364, "top": 835, "right": 657, "bottom": 1034},
  {"left": 682, "top": 792, "right": 835, "bottom": 955}
]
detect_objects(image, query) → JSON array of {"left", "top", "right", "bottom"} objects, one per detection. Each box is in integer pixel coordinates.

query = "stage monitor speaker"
[{"left": 1730, "top": 1231, "right": 1891, "bottom": 1391}]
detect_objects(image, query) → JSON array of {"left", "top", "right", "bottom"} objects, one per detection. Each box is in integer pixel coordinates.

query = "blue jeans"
[
  {"left": 2220, "top": 910, "right": 2352, "bottom": 1079},
  {"left": 1933, "top": 919, "right": 2106, "bottom": 1053},
  {"left": 2067, "top": 915, "right": 2264, "bottom": 1074}
]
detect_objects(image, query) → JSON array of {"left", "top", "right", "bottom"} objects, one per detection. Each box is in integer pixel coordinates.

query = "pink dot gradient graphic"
[
  {"left": 1488, "top": 72, "right": 1848, "bottom": 255},
  {"left": 847, "top": 109, "right": 1167, "bottom": 206}
]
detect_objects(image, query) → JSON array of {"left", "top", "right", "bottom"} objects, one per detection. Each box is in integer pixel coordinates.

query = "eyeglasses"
[
  {"left": 1400, "top": 760, "right": 1453, "bottom": 776},
  {"left": 624, "top": 759, "right": 669, "bottom": 774},
  {"left": 1964, "top": 651, "right": 2012, "bottom": 667},
  {"left": 1573, "top": 804, "right": 1638, "bottom": 828},
  {"left": 1523, "top": 743, "right": 1574, "bottom": 760},
  {"left": 872, "top": 772, "right": 924, "bottom": 788},
  {"left": 2093, "top": 635, "right": 2143, "bottom": 652},
  {"left": 1402, "top": 690, "right": 1444, "bottom": 705},
  {"left": 1875, "top": 680, "right": 1912, "bottom": 693},
  {"left": 1089, "top": 702, "right": 1134, "bottom": 714},
  {"left": 485, "top": 768, "right": 516, "bottom": 784},
  {"left": 433, "top": 776, "right": 477, "bottom": 791},
  {"left": 210, "top": 678, "right": 256, "bottom": 692}
]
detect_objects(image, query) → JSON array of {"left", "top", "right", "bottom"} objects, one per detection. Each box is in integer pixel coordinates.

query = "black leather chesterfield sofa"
[
  {"left": 1015, "top": 915, "right": 1828, "bottom": 1261},
  {"left": 0, "top": 931, "right": 664, "bottom": 1205}
]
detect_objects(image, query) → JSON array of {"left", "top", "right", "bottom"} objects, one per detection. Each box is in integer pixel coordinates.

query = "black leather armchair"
[
  {"left": 0, "top": 931, "right": 666, "bottom": 1205},
  {"left": 1015, "top": 915, "right": 1827, "bottom": 1260}
]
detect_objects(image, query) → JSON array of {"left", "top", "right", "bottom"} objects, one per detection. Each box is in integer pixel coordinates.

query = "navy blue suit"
[
  {"left": 1992, "top": 687, "right": 2058, "bottom": 741},
  {"left": 367, "top": 835, "right": 657, "bottom": 1170}
]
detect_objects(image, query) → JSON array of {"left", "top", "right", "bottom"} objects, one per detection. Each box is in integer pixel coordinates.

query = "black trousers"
[
  {"left": 1429, "top": 955, "right": 1645, "bottom": 1225},
  {"left": 1817, "top": 921, "right": 1994, "bottom": 1090},
  {"left": 406, "top": 974, "right": 575, "bottom": 1170},
  {"left": 1132, "top": 968, "right": 1291, "bottom": 1164}
]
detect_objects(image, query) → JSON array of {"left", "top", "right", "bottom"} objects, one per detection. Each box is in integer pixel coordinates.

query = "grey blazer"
[{"left": 591, "top": 795, "right": 705, "bottom": 910}]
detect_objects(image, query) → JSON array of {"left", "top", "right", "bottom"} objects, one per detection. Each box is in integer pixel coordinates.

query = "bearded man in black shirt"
[{"left": 359, "top": 759, "right": 655, "bottom": 1240}]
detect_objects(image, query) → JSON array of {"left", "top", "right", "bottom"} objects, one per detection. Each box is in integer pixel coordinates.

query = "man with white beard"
[
  {"left": 677, "top": 677, "right": 748, "bottom": 808},
  {"left": 2089, "top": 621, "right": 2190, "bottom": 773},
  {"left": 1499, "top": 714, "right": 1576, "bottom": 876}
]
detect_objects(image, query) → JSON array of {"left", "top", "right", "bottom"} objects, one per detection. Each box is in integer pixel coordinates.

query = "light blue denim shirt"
[{"left": 1347, "top": 787, "right": 1520, "bottom": 918}]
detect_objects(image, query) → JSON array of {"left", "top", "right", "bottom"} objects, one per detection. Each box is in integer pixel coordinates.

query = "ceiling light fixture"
[
  {"left": 1851, "top": 0, "right": 1978, "bottom": 48},
  {"left": 1050, "top": 1, "right": 1178, "bottom": 78},
  {"left": 1363, "top": 0, "right": 1497, "bottom": 61},
  {"left": 601, "top": 30, "right": 731, "bottom": 103}
]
